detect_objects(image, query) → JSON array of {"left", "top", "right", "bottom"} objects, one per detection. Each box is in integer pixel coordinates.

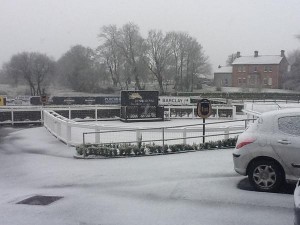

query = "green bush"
[{"left": 75, "top": 137, "right": 238, "bottom": 158}]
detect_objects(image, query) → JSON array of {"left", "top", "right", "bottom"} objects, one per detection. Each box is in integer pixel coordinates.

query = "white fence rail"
[{"left": 43, "top": 109, "right": 247, "bottom": 147}]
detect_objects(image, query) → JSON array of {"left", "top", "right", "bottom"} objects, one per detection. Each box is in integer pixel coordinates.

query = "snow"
[
  {"left": 214, "top": 66, "right": 232, "bottom": 73},
  {"left": 69, "top": 117, "right": 246, "bottom": 146},
  {"left": 244, "top": 102, "right": 300, "bottom": 113},
  {"left": 0, "top": 126, "right": 294, "bottom": 225},
  {"left": 232, "top": 55, "right": 283, "bottom": 65}
]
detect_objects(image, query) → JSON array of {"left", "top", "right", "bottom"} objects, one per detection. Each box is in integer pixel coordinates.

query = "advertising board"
[{"left": 121, "top": 91, "right": 159, "bottom": 106}]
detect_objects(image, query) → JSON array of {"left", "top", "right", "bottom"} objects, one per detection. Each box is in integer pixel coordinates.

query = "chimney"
[
  {"left": 254, "top": 51, "right": 258, "bottom": 57},
  {"left": 237, "top": 51, "right": 241, "bottom": 58},
  {"left": 281, "top": 50, "right": 285, "bottom": 57},
  {"left": 218, "top": 65, "right": 221, "bottom": 69}
]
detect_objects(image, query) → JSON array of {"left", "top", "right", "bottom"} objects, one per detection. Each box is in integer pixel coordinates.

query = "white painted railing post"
[
  {"left": 192, "top": 107, "right": 195, "bottom": 119},
  {"left": 95, "top": 106, "right": 98, "bottom": 122},
  {"left": 183, "top": 128, "right": 187, "bottom": 145},
  {"left": 66, "top": 122, "right": 72, "bottom": 146},
  {"left": 136, "top": 129, "right": 141, "bottom": 144},
  {"left": 224, "top": 127, "right": 229, "bottom": 140},
  {"left": 232, "top": 106, "right": 236, "bottom": 119},
  {"left": 41, "top": 108, "right": 44, "bottom": 124},
  {"left": 95, "top": 126, "right": 100, "bottom": 144},
  {"left": 11, "top": 109, "right": 14, "bottom": 126},
  {"left": 216, "top": 106, "right": 219, "bottom": 119}
]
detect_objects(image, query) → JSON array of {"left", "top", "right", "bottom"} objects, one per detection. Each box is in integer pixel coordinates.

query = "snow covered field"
[{"left": 0, "top": 126, "right": 294, "bottom": 225}]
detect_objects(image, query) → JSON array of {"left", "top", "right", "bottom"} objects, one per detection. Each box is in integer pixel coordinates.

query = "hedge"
[{"left": 75, "top": 137, "right": 238, "bottom": 159}]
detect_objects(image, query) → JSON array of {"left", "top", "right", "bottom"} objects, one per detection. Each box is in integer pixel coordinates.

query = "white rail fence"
[
  {"left": 0, "top": 104, "right": 238, "bottom": 125},
  {"left": 43, "top": 109, "right": 247, "bottom": 147}
]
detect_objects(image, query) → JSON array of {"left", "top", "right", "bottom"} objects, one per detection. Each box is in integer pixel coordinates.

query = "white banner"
[{"left": 159, "top": 96, "right": 190, "bottom": 105}]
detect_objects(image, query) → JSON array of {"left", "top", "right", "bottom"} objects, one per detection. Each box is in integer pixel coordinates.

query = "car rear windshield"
[{"left": 278, "top": 116, "right": 300, "bottom": 136}]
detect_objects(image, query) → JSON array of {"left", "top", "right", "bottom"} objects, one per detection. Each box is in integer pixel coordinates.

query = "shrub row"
[{"left": 75, "top": 137, "right": 238, "bottom": 158}]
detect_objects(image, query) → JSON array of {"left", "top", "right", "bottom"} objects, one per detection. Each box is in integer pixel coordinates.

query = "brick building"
[
  {"left": 231, "top": 50, "right": 289, "bottom": 89},
  {"left": 214, "top": 66, "right": 232, "bottom": 87}
]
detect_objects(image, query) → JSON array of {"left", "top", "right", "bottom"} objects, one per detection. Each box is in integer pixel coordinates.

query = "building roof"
[
  {"left": 232, "top": 55, "right": 283, "bottom": 65},
  {"left": 214, "top": 66, "right": 232, "bottom": 74}
]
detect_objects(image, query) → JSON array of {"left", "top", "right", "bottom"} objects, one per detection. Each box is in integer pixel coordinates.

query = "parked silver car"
[{"left": 233, "top": 108, "right": 300, "bottom": 192}]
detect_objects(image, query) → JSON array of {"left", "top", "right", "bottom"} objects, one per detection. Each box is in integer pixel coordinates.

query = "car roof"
[
  {"left": 261, "top": 108, "right": 300, "bottom": 118},
  {"left": 259, "top": 108, "right": 300, "bottom": 125}
]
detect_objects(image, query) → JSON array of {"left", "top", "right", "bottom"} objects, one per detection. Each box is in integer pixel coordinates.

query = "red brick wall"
[{"left": 232, "top": 64, "right": 280, "bottom": 88}]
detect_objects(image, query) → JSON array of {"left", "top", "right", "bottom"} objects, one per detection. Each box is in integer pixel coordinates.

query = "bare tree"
[
  {"left": 56, "top": 45, "right": 104, "bottom": 92},
  {"left": 30, "top": 53, "right": 55, "bottom": 95},
  {"left": 116, "top": 23, "right": 146, "bottom": 90},
  {"left": 167, "top": 32, "right": 188, "bottom": 91},
  {"left": 3, "top": 52, "right": 54, "bottom": 95},
  {"left": 284, "top": 50, "right": 300, "bottom": 90},
  {"left": 226, "top": 53, "right": 238, "bottom": 66},
  {"left": 185, "top": 38, "right": 210, "bottom": 92},
  {"left": 146, "top": 30, "right": 172, "bottom": 93},
  {"left": 167, "top": 32, "right": 210, "bottom": 92},
  {"left": 97, "top": 25, "right": 124, "bottom": 89}
]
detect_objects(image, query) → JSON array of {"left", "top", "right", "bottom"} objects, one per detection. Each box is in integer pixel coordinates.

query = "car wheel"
[{"left": 248, "top": 159, "right": 284, "bottom": 192}]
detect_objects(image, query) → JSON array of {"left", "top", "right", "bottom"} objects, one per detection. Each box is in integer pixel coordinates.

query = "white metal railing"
[
  {"left": 0, "top": 104, "right": 237, "bottom": 125},
  {"left": 43, "top": 108, "right": 248, "bottom": 147}
]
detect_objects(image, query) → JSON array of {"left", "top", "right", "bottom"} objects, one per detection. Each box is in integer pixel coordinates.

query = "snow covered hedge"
[{"left": 75, "top": 137, "right": 237, "bottom": 158}]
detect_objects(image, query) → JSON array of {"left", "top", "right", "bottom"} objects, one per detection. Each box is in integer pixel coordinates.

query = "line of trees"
[{"left": 0, "top": 22, "right": 211, "bottom": 96}]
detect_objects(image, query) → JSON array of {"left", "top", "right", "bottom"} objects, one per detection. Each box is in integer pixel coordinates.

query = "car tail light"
[{"left": 236, "top": 138, "right": 256, "bottom": 149}]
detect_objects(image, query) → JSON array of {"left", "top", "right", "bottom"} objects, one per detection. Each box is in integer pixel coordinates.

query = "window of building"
[
  {"left": 238, "top": 66, "right": 242, "bottom": 72},
  {"left": 238, "top": 78, "right": 242, "bottom": 84},
  {"left": 224, "top": 79, "right": 228, "bottom": 86},
  {"left": 269, "top": 66, "right": 272, "bottom": 72},
  {"left": 263, "top": 78, "right": 268, "bottom": 85},
  {"left": 243, "top": 78, "right": 246, "bottom": 83},
  {"left": 242, "top": 66, "right": 246, "bottom": 72},
  {"left": 264, "top": 66, "right": 268, "bottom": 72},
  {"left": 268, "top": 77, "right": 272, "bottom": 85},
  {"left": 253, "top": 66, "right": 257, "bottom": 72}
]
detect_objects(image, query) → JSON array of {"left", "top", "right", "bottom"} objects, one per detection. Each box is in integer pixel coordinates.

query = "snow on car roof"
[{"left": 261, "top": 108, "right": 300, "bottom": 118}]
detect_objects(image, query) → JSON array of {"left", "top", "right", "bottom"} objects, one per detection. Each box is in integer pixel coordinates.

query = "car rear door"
[{"left": 271, "top": 114, "right": 300, "bottom": 177}]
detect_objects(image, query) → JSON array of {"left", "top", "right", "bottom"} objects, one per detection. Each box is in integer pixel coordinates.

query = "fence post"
[
  {"left": 232, "top": 106, "right": 236, "bottom": 119},
  {"left": 69, "top": 107, "right": 71, "bottom": 120},
  {"left": 162, "top": 127, "right": 165, "bottom": 147},
  {"left": 95, "top": 126, "right": 100, "bottom": 144},
  {"left": 95, "top": 106, "right": 98, "bottom": 122},
  {"left": 40, "top": 108, "right": 44, "bottom": 124},
  {"left": 224, "top": 127, "right": 230, "bottom": 140},
  {"left": 66, "top": 122, "right": 72, "bottom": 146},
  {"left": 11, "top": 108, "right": 14, "bottom": 126},
  {"left": 192, "top": 107, "right": 195, "bottom": 119},
  {"left": 136, "top": 129, "right": 142, "bottom": 145},
  {"left": 183, "top": 128, "right": 187, "bottom": 145}
]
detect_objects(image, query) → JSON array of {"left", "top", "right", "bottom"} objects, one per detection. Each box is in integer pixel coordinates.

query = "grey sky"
[{"left": 1, "top": 0, "right": 300, "bottom": 72}]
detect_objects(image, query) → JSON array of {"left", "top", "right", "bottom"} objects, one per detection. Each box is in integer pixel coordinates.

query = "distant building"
[
  {"left": 231, "top": 50, "right": 289, "bottom": 89},
  {"left": 214, "top": 65, "right": 232, "bottom": 87}
]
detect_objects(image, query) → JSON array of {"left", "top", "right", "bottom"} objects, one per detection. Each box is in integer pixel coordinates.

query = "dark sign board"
[
  {"left": 52, "top": 96, "right": 120, "bottom": 105},
  {"left": 30, "top": 96, "right": 120, "bottom": 105},
  {"left": 30, "top": 96, "right": 43, "bottom": 105},
  {"left": 121, "top": 91, "right": 159, "bottom": 106},
  {"left": 197, "top": 99, "right": 212, "bottom": 118}
]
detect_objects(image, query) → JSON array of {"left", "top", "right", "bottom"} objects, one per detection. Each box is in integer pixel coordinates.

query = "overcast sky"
[{"left": 1, "top": 0, "right": 300, "bottom": 72}]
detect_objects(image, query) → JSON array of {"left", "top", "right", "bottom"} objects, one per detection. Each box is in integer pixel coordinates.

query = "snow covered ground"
[{"left": 0, "top": 126, "right": 294, "bottom": 225}]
